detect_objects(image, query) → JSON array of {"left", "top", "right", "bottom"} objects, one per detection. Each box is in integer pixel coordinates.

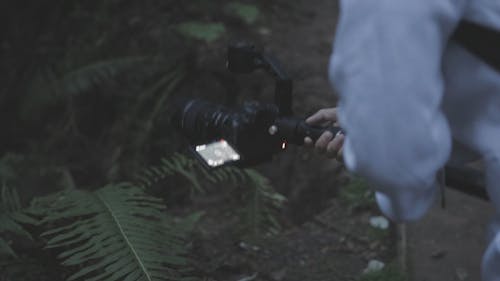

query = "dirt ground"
[{"left": 407, "top": 188, "right": 493, "bottom": 281}]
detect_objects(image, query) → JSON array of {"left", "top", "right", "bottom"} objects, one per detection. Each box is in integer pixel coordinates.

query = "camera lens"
[{"left": 173, "top": 99, "right": 238, "bottom": 144}]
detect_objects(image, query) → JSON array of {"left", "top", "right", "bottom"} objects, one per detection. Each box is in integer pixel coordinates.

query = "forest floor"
[{"left": 407, "top": 187, "right": 492, "bottom": 281}]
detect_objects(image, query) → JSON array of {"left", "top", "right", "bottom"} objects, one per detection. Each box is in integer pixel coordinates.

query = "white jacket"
[{"left": 329, "top": 1, "right": 500, "bottom": 280}]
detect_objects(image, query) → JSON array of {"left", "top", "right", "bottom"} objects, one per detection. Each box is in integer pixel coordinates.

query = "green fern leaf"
[
  {"left": 0, "top": 185, "right": 36, "bottom": 258},
  {"left": 22, "top": 57, "right": 149, "bottom": 122},
  {"left": 224, "top": 3, "right": 260, "bottom": 24},
  {"left": 238, "top": 169, "right": 286, "bottom": 237},
  {"left": 136, "top": 153, "right": 203, "bottom": 193},
  {"left": 175, "top": 22, "right": 225, "bottom": 43},
  {"left": 39, "top": 183, "right": 197, "bottom": 281},
  {"left": 136, "top": 154, "right": 285, "bottom": 238},
  {"left": 0, "top": 238, "right": 16, "bottom": 257},
  {"left": 62, "top": 57, "right": 148, "bottom": 96}
]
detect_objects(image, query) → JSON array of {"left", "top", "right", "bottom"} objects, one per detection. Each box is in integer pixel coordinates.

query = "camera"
[{"left": 173, "top": 43, "right": 341, "bottom": 168}]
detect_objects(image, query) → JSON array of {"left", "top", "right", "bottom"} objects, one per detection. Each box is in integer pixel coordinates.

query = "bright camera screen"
[{"left": 195, "top": 139, "right": 240, "bottom": 167}]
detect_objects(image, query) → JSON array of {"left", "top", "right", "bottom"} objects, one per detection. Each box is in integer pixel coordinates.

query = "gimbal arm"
[{"left": 227, "top": 43, "right": 293, "bottom": 116}]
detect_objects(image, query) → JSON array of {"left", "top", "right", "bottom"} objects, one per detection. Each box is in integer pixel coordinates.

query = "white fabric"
[{"left": 328, "top": 0, "right": 500, "bottom": 280}]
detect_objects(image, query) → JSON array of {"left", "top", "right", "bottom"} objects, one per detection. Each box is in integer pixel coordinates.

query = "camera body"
[
  {"left": 176, "top": 98, "right": 286, "bottom": 166},
  {"left": 173, "top": 43, "right": 341, "bottom": 167}
]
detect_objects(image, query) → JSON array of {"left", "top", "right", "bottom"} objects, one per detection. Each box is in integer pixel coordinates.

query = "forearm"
[{"left": 331, "top": 0, "right": 467, "bottom": 220}]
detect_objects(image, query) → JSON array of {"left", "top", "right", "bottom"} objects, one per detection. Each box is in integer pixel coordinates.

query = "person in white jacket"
[{"left": 305, "top": 0, "right": 500, "bottom": 280}]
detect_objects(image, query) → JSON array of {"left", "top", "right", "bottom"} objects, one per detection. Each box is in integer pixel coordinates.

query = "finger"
[
  {"left": 318, "top": 119, "right": 334, "bottom": 127},
  {"left": 306, "top": 108, "right": 338, "bottom": 125},
  {"left": 306, "top": 108, "right": 337, "bottom": 124},
  {"left": 326, "top": 133, "right": 345, "bottom": 158},
  {"left": 336, "top": 147, "right": 344, "bottom": 163},
  {"left": 315, "top": 131, "right": 334, "bottom": 151}
]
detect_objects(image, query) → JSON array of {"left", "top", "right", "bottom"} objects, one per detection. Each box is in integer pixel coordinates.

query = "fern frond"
[
  {"left": 22, "top": 57, "right": 149, "bottom": 122},
  {"left": 39, "top": 183, "right": 197, "bottom": 281},
  {"left": 238, "top": 169, "right": 286, "bottom": 237},
  {"left": 61, "top": 57, "right": 148, "bottom": 96},
  {"left": 136, "top": 153, "right": 203, "bottom": 193},
  {"left": 0, "top": 185, "right": 37, "bottom": 258},
  {"left": 136, "top": 154, "right": 285, "bottom": 237}
]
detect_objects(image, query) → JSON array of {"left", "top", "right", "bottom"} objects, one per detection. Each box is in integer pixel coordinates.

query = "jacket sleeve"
[{"left": 329, "top": 0, "right": 467, "bottom": 221}]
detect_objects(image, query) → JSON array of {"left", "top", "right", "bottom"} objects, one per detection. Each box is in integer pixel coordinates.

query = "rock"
[
  {"left": 239, "top": 241, "right": 249, "bottom": 251},
  {"left": 369, "top": 216, "right": 390, "bottom": 230},
  {"left": 362, "top": 259, "right": 385, "bottom": 274}
]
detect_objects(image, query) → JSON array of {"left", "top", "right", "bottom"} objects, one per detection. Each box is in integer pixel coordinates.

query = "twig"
[{"left": 397, "top": 223, "right": 408, "bottom": 274}]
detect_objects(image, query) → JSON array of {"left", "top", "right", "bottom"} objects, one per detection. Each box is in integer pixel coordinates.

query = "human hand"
[{"left": 304, "top": 107, "right": 345, "bottom": 161}]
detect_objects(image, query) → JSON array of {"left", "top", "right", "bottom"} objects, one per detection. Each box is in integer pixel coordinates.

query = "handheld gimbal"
[{"left": 173, "top": 42, "right": 341, "bottom": 167}]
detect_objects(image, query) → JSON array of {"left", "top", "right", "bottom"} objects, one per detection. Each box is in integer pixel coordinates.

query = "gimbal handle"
[{"left": 274, "top": 116, "right": 342, "bottom": 145}]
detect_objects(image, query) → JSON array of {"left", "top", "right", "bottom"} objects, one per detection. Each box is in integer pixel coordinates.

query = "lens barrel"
[{"left": 174, "top": 99, "right": 239, "bottom": 144}]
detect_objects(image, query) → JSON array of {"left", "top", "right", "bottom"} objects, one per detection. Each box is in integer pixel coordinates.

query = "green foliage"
[
  {"left": 238, "top": 169, "right": 286, "bottom": 237},
  {"left": 224, "top": 2, "right": 260, "bottom": 24},
  {"left": 136, "top": 153, "right": 286, "bottom": 237},
  {"left": 22, "top": 57, "right": 148, "bottom": 121},
  {"left": 339, "top": 177, "right": 375, "bottom": 211},
  {"left": 17, "top": 52, "right": 188, "bottom": 184},
  {"left": 112, "top": 60, "right": 188, "bottom": 168},
  {"left": 61, "top": 57, "right": 149, "bottom": 96},
  {"left": 0, "top": 185, "right": 37, "bottom": 258},
  {"left": 37, "top": 183, "right": 199, "bottom": 281},
  {"left": 0, "top": 1, "right": 284, "bottom": 279},
  {"left": 175, "top": 22, "right": 226, "bottom": 43},
  {"left": 136, "top": 153, "right": 204, "bottom": 193},
  {"left": 0, "top": 154, "right": 25, "bottom": 184},
  {"left": 1, "top": 2, "right": 288, "bottom": 279}
]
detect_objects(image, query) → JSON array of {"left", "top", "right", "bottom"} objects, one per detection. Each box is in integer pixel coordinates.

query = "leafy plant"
[
  {"left": 136, "top": 153, "right": 286, "bottom": 237},
  {"left": 0, "top": 185, "right": 37, "bottom": 258},
  {"left": 224, "top": 2, "right": 260, "bottom": 24},
  {"left": 0, "top": 154, "right": 25, "bottom": 184},
  {"left": 36, "top": 183, "right": 199, "bottom": 281},
  {"left": 238, "top": 169, "right": 285, "bottom": 237},
  {"left": 22, "top": 57, "right": 149, "bottom": 121},
  {"left": 17, "top": 52, "right": 189, "bottom": 183},
  {"left": 175, "top": 22, "right": 226, "bottom": 43},
  {"left": 60, "top": 57, "right": 149, "bottom": 97},
  {"left": 136, "top": 153, "right": 204, "bottom": 193},
  {"left": 339, "top": 177, "right": 375, "bottom": 211}
]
